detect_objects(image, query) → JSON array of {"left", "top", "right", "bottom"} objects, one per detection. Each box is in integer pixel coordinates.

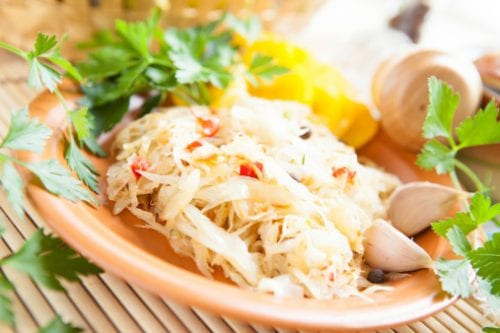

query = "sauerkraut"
[{"left": 107, "top": 95, "right": 400, "bottom": 299}]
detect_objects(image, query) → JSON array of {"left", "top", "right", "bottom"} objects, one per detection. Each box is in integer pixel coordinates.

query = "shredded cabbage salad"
[{"left": 107, "top": 96, "right": 400, "bottom": 299}]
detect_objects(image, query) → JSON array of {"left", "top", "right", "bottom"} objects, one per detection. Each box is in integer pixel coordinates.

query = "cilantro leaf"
[
  {"left": 483, "top": 328, "right": 500, "bottom": 333},
  {"left": 0, "top": 271, "right": 13, "bottom": 326},
  {"left": 457, "top": 101, "right": 500, "bottom": 148},
  {"left": 432, "top": 193, "right": 499, "bottom": 237},
  {"left": 68, "top": 107, "right": 90, "bottom": 142},
  {"left": 26, "top": 160, "right": 95, "bottom": 204},
  {"left": 66, "top": 137, "right": 99, "bottom": 193},
  {"left": 423, "top": 77, "right": 460, "bottom": 139},
  {"left": 467, "top": 233, "right": 500, "bottom": 296},
  {"left": 446, "top": 225, "right": 471, "bottom": 256},
  {"left": 435, "top": 258, "right": 473, "bottom": 297},
  {"left": 39, "top": 315, "right": 83, "bottom": 333},
  {"left": 416, "top": 139, "right": 455, "bottom": 174},
  {"left": 0, "top": 162, "right": 25, "bottom": 216},
  {"left": 1, "top": 108, "right": 52, "bottom": 153},
  {"left": 2, "top": 230, "right": 102, "bottom": 291}
]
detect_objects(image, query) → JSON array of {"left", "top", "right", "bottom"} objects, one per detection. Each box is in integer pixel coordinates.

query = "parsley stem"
[
  {"left": 450, "top": 169, "right": 470, "bottom": 208},
  {"left": 0, "top": 41, "right": 27, "bottom": 59},
  {"left": 454, "top": 160, "right": 485, "bottom": 193},
  {"left": 53, "top": 88, "right": 70, "bottom": 112},
  {"left": 0, "top": 153, "right": 28, "bottom": 168}
]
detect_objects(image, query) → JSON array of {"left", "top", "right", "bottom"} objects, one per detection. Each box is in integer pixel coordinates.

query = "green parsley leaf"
[
  {"left": 0, "top": 271, "right": 13, "bottom": 326},
  {"left": 26, "top": 160, "right": 95, "bottom": 204},
  {"left": 114, "top": 8, "right": 160, "bottom": 59},
  {"left": 432, "top": 212, "right": 475, "bottom": 238},
  {"left": 46, "top": 53, "right": 83, "bottom": 83},
  {"left": 65, "top": 137, "right": 99, "bottom": 193},
  {"left": 82, "top": 136, "right": 106, "bottom": 157},
  {"left": 2, "top": 230, "right": 102, "bottom": 291},
  {"left": 423, "top": 76, "right": 460, "bottom": 139},
  {"left": 140, "top": 93, "right": 164, "bottom": 117},
  {"left": 225, "top": 13, "right": 261, "bottom": 43},
  {"left": 457, "top": 100, "right": 500, "bottom": 148},
  {"left": 469, "top": 193, "right": 500, "bottom": 223},
  {"left": 446, "top": 225, "right": 471, "bottom": 256},
  {"left": 467, "top": 233, "right": 500, "bottom": 296},
  {"left": 1, "top": 108, "right": 52, "bottom": 153},
  {"left": 165, "top": 24, "right": 236, "bottom": 89},
  {"left": 89, "top": 97, "right": 130, "bottom": 135},
  {"left": 68, "top": 107, "right": 90, "bottom": 142},
  {"left": 144, "top": 67, "right": 176, "bottom": 90},
  {"left": 434, "top": 258, "right": 473, "bottom": 297},
  {"left": 476, "top": 278, "right": 500, "bottom": 314},
  {"left": 28, "top": 58, "right": 61, "bottom": 92},
  {"left": 416, "top": 139, "right": 455, "bottom": 173},
  {"left": 30, "top": 33, "right": 57, "bottom": 57},
  {"left": 39, "top": 315, "right": 83, "bottom": 333},
  {"left": 432, "top": 193, "right": 499, "bottom": 237},
  {"left": 483, "top": 327, "right": 500, "bottom": 333},
  {"left": 78, "top": 46, "right": 136, "bottom": 81},
  {"left": 247, "top": 53, "right": 289, "bottom": 85},
  {"left": 0, "top": 162, "right": 25, "bottom": 217}
]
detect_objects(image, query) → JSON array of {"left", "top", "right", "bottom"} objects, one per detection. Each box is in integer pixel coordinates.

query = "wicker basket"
[{"left": 0, "top": 0, "right": 325, "bottom": 57}]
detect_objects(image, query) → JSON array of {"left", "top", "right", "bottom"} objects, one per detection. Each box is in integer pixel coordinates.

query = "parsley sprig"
[
  {"left": 0, "top": 226, "right": 102, "bottom": 328},
  {"left": 77, "top": 10, "right": 286, "bottom": 136},
  {"left": 0, "top": 12, "right": 288, "bottom": 330},
  {"left": 0, "top": 108, "right": 103, "bottom": 328},
  {"left": 417, "top": 77, "right": 500, "bottom": 311}
]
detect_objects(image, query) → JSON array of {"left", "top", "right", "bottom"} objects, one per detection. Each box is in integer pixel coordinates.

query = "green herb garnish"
[
  {"left": 0, "top": 12, "right": 289, "bottom": 330},
  {"left": 417, "top": 77, "right": 500, "bottom": 310}
]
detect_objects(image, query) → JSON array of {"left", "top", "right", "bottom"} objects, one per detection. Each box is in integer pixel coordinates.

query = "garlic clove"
[
  {"left": 388, "top": 182, "right": 464, "bottom": 236},
  {"left": 364, "top": 219, "right": 433, "bottom": 272}
]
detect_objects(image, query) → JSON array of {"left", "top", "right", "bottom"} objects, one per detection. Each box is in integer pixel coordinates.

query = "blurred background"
[{"left": 1, "top": 0, "right": 499, "bottom": 94}]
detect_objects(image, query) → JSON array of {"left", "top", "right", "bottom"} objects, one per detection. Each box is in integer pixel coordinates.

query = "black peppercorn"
[
  {"left": 299, "top": 126, "right": 312, "bottom": 139},
  {"left": 367, "top": 269, "right": 386, "bottom": 283}
]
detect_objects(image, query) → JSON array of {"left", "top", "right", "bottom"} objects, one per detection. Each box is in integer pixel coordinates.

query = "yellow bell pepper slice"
[{"left": 341, "top": 102, "right": 379, "bottom": 148}]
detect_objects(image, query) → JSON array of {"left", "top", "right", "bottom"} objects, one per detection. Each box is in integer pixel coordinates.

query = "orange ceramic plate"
[{"left": 22, "top": 90, "right": 456, "bottom": 331}]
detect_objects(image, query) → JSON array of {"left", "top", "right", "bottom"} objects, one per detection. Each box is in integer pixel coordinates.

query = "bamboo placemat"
[{"left": 0, "top": 51, "right": 497, "bottom": 333}]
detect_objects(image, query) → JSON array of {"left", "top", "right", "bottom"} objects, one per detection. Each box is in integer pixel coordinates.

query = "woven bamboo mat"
[{"left": 0, "top": 51, "right": 497, "bottom": 333}]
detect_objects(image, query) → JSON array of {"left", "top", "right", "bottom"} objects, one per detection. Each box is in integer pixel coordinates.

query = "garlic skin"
[
  {"left": 388, "top": 182, "right": 463, "bottom": 237},
  {"left": 364, "top": 219, "right": 433, "bottom": 272}
]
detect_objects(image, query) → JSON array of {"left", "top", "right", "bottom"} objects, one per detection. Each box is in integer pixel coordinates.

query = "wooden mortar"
[{"left": 372, "top": 49, "right": 482, "bottom": 151}]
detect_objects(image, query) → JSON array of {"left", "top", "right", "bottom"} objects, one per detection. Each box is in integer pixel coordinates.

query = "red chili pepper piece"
[
  {"left": 186, "top": 140, "right": 202, "bottom": 152},
  {"left": 328, "top": 272, "right": 335, "bottom": 282},
  {"left": 239, "top": 161, "right": 264, "bottom": 179},
  {"left": 332, "top": 167, "right": 356, "bottom": 182},
  {"left": 131, "top": 157, "right": 149, "bottom": 180},
  {"left": 198, "top": 116, "right": 220, "bottom": 137}
]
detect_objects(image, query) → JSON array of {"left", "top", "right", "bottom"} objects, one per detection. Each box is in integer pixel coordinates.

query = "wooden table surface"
[{"left": 0, "top": 51, "right": 497, "bottom": 333}]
